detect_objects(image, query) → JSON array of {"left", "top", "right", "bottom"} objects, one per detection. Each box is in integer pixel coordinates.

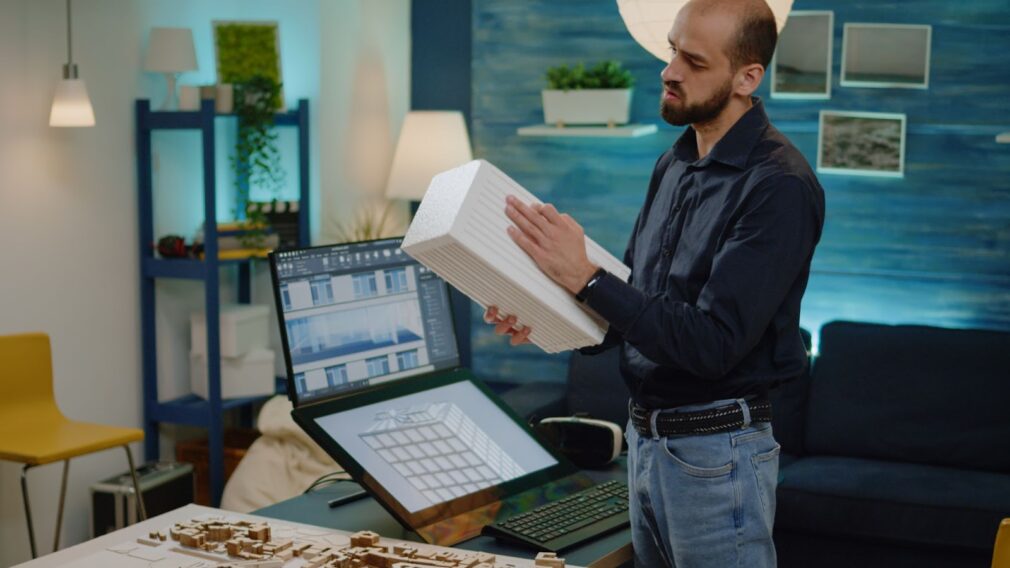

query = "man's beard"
[{"left": 659, "top": 78, "right": 733, "bottom": 126}]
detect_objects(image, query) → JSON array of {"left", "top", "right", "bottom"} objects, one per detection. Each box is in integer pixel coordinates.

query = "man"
[{"left": 485, "top": 0, "right": 825, "bottom": 565}]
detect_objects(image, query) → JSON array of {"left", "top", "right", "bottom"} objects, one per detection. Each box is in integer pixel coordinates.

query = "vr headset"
[{"left": 534, "top": 416, "right": 623, "bottom": 469}]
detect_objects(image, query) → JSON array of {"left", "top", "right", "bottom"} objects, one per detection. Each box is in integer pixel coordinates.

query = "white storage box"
[
  {"left": 190, "top": 304, "right": 270, "bottom": 358},
  {"left": 190, "top": 348, "right": 275, "bottom": 399}
]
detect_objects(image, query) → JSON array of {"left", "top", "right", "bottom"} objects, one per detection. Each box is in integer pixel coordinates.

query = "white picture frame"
[
  {"left": 841, "top": 23, "right": 931, "bottom": 89},
  {"left": 817, "top": 110, "right": 907, "bottom": 178},
  {"left": 771, "top": 11, "right": 834, "bottom": 99}
]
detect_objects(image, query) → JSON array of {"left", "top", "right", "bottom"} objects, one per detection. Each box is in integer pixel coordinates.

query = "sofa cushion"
[
  {"left": 805, "top": 321, "right": 1010, "bottom": 472},
  {"left": 776, "top": 456, "right": 1010, "bottom": 550}
]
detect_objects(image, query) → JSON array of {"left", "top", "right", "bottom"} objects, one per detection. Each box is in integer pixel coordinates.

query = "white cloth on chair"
[{"left": 221, "top": 395, "right": 346, "bottom": 512}]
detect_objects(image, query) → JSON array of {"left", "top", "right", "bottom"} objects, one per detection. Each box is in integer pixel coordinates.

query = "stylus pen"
[{"left": 327, "top": 489, "right": 369, "bottom": 508}]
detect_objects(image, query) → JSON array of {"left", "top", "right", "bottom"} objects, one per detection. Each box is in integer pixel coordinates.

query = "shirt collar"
[{"left": 671, "top": 96, "right": 769, "bottom": 170}]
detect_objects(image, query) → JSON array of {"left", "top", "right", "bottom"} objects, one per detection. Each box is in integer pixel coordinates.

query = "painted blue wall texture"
[{"left": 467, "top": 0, "right": 1010, "bottom": 385}]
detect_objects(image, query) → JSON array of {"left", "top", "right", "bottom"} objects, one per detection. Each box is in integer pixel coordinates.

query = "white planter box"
[
  {"left": 190, "top": 348, "right": 275, "bottom": 399},
  {"left": 541, "top": 88, "right": 632, "bottom": 126},
  {"left": 190, "top": 304, "right": 270, "bottom": 358}
]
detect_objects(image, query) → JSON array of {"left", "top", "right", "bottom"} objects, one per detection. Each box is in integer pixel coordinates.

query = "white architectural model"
[
  {"left": 401, "top": 160, "right": 631, "bottom": 353},
  {"left": 361, "top": 402, "right": 525, "bottom": 506},
  {"left": 27, "top": 505, "right": 567, "bottom": 568}
]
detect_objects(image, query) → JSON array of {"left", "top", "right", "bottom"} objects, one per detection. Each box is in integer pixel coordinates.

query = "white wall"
[{"left": 0, "top": 1, "right": 409, "bottom": 565}]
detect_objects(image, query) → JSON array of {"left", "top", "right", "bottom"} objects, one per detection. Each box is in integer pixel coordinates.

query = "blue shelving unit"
[{"left": 136, "top": 98, "right": 310, "bottom": 505}]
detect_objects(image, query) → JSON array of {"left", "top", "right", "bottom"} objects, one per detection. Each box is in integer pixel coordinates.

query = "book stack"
[
  {"left": 247, "top": 200, "right": 301, "bottom": 250},
  {"left": 199, "top": 221, "right": 279, "bottom": 260}
]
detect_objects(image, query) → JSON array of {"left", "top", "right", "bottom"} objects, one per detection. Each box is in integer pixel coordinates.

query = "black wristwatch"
[{"left": 575, "top": 267, "right": 608, "bottom": 303}]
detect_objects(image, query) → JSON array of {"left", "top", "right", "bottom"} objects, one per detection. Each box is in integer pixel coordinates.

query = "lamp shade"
[
  {"left": 49, "top": 78, "right": 95, "bottom": 127},
  {"left": 617, "top": 0, "right": 794, "bottom": 62},
  {"left": 144, "top": 27, "right": 198, "bottom": 72},
  {"left": 385, "top": 111, "right": 473, "bottom": 200}
]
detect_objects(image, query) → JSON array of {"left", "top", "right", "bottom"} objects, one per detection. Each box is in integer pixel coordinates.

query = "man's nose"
[{"left": 661, "top": 58, "right": 684, "bottom": 83}]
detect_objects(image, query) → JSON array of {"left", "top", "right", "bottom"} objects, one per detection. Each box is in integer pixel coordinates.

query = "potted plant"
[
  {"left": 231, "top": 75, "right": 286, "bottom": 247},
  {"left": 542, "top": 60, "right": 636, "bottom": 127}
]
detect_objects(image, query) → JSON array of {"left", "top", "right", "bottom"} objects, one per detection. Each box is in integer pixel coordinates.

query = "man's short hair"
[{"left": 723, "top": 0, "right": 778, "bottom": 70}]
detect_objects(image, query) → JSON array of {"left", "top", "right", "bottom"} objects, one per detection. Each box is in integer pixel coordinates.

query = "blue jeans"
[{"left": 626, "top": 398, "right": 780, "bottom": 568}]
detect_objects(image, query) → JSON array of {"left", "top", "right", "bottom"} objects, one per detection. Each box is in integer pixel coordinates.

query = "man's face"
[{"left": 659, "top": 5, "right": 738, "bottom": 127}]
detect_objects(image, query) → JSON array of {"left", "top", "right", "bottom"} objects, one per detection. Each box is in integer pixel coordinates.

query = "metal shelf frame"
[{"left": 136, "top": 98, "right": 310, "bottom": 505}]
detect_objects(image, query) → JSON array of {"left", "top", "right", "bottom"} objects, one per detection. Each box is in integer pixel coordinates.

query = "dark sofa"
[{"left": 502, "top": 321, "right": 1010, "bottom": 567}]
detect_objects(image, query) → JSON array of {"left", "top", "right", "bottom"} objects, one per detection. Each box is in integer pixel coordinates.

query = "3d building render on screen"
[
  {"left": 280, "top": 261, "right": 430, "bottom": 396},
  {"left": 360, "top": 401, "right": 527, "bottom": 508}
]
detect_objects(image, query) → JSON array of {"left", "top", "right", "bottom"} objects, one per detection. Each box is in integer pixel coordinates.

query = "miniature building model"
[
  {"left": 401, "top": 159, "right": 631, "bottom": 353},
  {"left": 165, "top": 518, "right": 553, "bottom": 568},
  {"left": 360, "top": 402, "right": 526, "bottom": 506}
]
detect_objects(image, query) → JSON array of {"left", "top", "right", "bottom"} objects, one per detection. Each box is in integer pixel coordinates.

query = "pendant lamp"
[
  {"left": 49, "top": 0, "right": 95, "bottom": 127},
  {"left": 617, "top": 0, "right": 794, "bottom": 62}
]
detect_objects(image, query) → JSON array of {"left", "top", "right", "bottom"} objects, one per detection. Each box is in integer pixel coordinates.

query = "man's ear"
[{"left": 735, "top": 63, "right": 765, "bottom": 96}]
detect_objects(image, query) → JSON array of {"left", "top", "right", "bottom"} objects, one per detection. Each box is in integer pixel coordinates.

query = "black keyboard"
[{"left": 482, "top": 480, "right": 630, "bottom": 552}]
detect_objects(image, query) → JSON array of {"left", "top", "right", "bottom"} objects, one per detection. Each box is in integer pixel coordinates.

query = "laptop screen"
[{"left": 270, "top": 238, "right": 461, "bottom": 406}]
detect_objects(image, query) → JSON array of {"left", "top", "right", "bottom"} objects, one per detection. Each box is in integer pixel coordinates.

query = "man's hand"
[
  {"left": 504, "top": 195, "right": 598, "bottom": 294},
  {"left": 483, "top": 305, "right": 532, "bottom": 346}
]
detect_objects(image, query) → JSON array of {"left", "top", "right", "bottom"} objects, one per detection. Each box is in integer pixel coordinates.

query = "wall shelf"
[
  {"left": 517, "top": 123, "right": 658, "bottom": 138},
  {"left": 136, "top": 98, "right": 310, "bottom": 506}
]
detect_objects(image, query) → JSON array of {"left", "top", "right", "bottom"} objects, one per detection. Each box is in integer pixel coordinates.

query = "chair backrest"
[
  {"left": 994, "top": 518, "right": 1010, "bottom": 568},
  {"left": 0, "top": 333, "right": 62, "bottom": 420}
]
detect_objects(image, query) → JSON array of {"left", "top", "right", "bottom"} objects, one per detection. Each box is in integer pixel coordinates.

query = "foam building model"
[
  {"left": 117, "top": 516, "right": 566, "bottom": 568},
  {"left": 401, "top": 160, "right": 630, "bottom": 353},
  {"left": 69, "top": 508, "right": 567, "bottom": 568}
]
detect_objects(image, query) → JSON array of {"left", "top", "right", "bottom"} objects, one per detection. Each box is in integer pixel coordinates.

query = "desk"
[{"left": 254, "top": 462, "right": 633, "bottom": 568}]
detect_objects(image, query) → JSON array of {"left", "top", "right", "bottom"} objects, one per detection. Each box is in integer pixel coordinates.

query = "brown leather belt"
[{"left": 631, "top": 397, "right": 772, "bottom": 437}]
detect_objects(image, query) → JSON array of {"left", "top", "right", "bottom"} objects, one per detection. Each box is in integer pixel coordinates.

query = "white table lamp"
[
  {"left": 144, "top": 27, "right": 198, "bottom": 111},
  {"left": 386, "top": 111, "right": 474, "bottom": 201},
  {"left": 617, "top": 0, "right": 794, "bottom": 62},
  {"left": 50, "top": 0, "right": 94, "bottom": 127}
]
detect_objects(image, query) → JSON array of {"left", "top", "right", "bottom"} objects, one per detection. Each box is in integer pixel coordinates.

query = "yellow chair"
[
  {"left": 0, "top": 332, "right": 147, "bottom": 558},
  {"left": 995, "top": 518, "right": 1010, "bottom": 568}
]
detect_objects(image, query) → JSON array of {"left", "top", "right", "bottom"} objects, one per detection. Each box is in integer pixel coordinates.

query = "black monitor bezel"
[
  {"left": 268, "top": 237, "right": 461, "bottom": 408},
  {"left": 290, "top": 368, "right": 579, "bottom": 535}
]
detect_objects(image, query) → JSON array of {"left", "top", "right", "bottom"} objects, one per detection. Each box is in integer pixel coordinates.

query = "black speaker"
[
  {"left": 91, "top": 461, "right": 194, "bottom": 537},
  {"left": 534, "top": 417, "right": 623, "bottom": 469}
]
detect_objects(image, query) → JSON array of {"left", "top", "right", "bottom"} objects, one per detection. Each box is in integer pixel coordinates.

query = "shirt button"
[
  {"left": 674, "top": 205, "right": 682, "bottom": 212},
  {"left": 662, "top": 247, "right": 673, "bottom": 257}
]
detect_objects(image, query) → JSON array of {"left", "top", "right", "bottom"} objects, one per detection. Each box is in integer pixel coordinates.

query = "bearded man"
[{"left": 486, "top": 0, "right": 825, "bottom": 565}]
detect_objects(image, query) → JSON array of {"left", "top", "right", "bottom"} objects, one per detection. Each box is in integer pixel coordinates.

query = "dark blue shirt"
[{"left": 583, "top": 99, "right": 825, "bottom": 409}]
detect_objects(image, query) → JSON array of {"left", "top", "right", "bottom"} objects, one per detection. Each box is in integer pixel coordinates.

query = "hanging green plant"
[{"left": 231, "top": 75, "right": 286, "bottom": 247}]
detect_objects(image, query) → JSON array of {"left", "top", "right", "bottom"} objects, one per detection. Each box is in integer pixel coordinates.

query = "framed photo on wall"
[
  {"left": 771, "top": 11, "right": 833, "bottom": 99},
  {"left": 818, "top": 110, "right": 907, "bottom": 177},
  {"left": 213, "top": 21, "right": 284, "bottom": 107},
  {"left": 841, "top": 23, "right": 931, "bottom": 89}
]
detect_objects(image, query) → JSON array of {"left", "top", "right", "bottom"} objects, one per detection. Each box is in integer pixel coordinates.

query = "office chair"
[
  {"left": 0, "top": 332, "right": 147, "bottom": 558},
  {"left": 995, "top": 518, "right": 1010, "bottom": 568}
]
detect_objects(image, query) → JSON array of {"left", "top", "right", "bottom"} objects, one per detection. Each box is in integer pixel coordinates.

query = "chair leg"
[
  {"left": 124, "top": 445, "right": 147, "bottom": 521},
  {"left": 53, "top": 459, "right": 70, "bottom": 552},
  {"left": 20, "top": 464, "right": 37, "bottom": 559}
]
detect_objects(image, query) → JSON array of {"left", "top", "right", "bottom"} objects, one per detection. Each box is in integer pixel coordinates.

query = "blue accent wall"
[
  {"left": 439, "top": 0, "right": 1010, "bottom": 384},
  {"left": 412, "top": 0, "right": 475, "bottom": 369}
]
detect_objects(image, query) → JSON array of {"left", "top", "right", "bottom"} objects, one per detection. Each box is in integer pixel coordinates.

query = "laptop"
[{"left": 268, "top": 237, "right": 628, "bottom": 549}]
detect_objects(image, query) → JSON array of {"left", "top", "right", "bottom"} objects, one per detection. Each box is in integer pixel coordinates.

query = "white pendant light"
[
  {"left": 617, "top": 0, "right": 794, "bottom": 62},
  {"left": 50, "top": 0, "right": 95, "bottom": 127}
]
